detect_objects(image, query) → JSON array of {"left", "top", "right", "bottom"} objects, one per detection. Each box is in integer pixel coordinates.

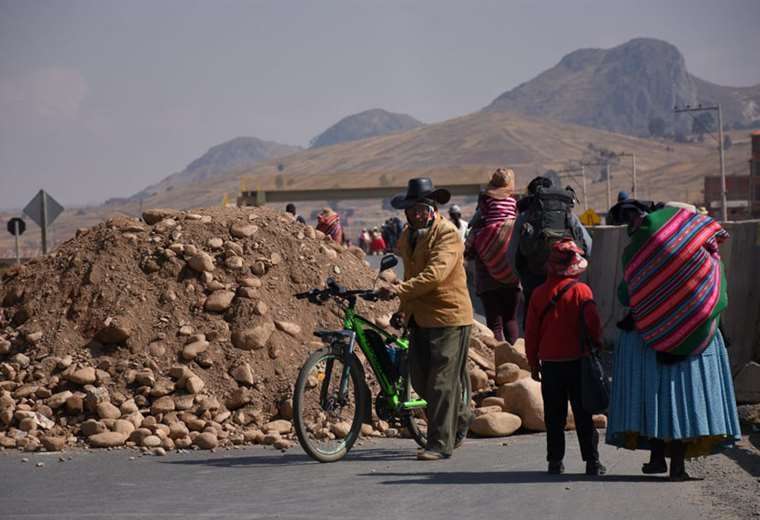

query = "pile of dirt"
[{"left": 0, "top": 206, "right": 402, "bottom": 452}]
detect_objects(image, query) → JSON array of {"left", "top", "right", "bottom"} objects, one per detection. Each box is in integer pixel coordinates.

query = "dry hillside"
[{"left": 1, "top": 112, "right": 751, "bottom": 256}]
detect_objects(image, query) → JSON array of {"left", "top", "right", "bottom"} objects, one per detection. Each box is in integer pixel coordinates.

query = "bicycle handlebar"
[{"left": 294, "top": 279, "right": 378, "bottom": 304}]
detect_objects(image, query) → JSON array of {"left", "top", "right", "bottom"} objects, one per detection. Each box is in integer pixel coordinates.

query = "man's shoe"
[
  {"left": 586, "top": 461, "right": 607, "bottom": 476},
  {"left": 454, "top": 416, "right": 474, "bottom": 449},
  {"left": 417, "top": 450, "right": 450, "bottom": 461},
  {"left": 547, "top": 461, "right": 565, "bottom": 474}
]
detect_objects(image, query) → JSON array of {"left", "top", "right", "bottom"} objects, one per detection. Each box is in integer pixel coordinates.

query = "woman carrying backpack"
[
  {"left": 605, "top": 200, "right": 741, "bottom": 481},
  {"left": 465, "top": 169, "right": 521, "bottom": 343}
]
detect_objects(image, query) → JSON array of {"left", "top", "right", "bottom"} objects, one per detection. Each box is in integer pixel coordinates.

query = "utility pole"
[
  {"left": 675, "top": 104, "right": 727, "bottom": 221},
  {"left": 604, "top": 161, "right": 612, "bottom": 210},
  {"left": 555, "top": 164, "right": 588, "bottom": 210},
  {"left": 616, "top": 152, "right": 637, "bottom": 198}
]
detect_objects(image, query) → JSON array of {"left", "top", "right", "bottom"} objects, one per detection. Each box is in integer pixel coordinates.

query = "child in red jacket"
[{"left": 525, "top": 239, "right": 606, "bottom": 476}]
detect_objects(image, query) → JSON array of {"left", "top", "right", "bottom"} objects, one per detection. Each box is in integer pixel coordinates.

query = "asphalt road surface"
[{"left": 0, "top": 434, "right": 727, "bottom": 520}]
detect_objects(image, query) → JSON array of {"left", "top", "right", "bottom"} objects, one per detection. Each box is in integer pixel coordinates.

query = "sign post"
[
  {"left": 6, "top": 217, "right": 26, "bottom": 264},
  {"left": 23, "top": 190, "right": 64, "bottom": 255}
]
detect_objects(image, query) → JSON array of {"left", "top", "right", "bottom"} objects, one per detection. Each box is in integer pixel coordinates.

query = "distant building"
[{"left": 703, "top": 131, "right": 760, "bottom": 220}]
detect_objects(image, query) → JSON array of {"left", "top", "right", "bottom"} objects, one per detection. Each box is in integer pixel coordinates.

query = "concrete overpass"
[{"left": 237, "top": 183, "right": 484, "bottom": 207}]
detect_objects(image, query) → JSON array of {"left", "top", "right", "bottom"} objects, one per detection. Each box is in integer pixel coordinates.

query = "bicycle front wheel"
[{"left": 293, "top": 347, "right": 367, "bottom": 462}]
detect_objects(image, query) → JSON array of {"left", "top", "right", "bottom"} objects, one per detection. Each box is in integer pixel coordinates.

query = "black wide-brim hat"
[
  {"left": 391, "top": 177, "right": 451, "bottom": 209},
  {"left": 608, "top": 198, "right": 657, "bottom": 225}
]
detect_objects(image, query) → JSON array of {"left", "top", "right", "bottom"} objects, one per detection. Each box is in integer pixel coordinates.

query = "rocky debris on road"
[{"left": 0, "top": 206, "right": 397, "bottom": 452}]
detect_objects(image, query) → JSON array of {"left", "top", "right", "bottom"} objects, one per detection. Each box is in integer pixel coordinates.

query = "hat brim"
[{"left": 391, "top": 188, "right": 451, "bottom": 209}]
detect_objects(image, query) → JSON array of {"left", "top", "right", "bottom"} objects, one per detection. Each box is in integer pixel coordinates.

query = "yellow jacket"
[{"left": 396, "top": 214, "right": 474, "bottom": 328}]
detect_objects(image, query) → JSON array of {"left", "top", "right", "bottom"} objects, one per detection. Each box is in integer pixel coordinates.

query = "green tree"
[{"left": 692, "top": 113, "right": 715, "bottom": 138}]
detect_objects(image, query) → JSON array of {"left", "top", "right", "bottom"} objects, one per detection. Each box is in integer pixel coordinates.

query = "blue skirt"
[{"left": 606, "top": 329, "right": 741, "bottom": 457}]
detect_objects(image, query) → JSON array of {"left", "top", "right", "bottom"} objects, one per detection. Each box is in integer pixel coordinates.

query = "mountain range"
[
  {"left": 485, "top": 38, "right": 760, "bottom": 136},
  {"left": 309, "top": 109, "right": 423, "bottom": 148}
]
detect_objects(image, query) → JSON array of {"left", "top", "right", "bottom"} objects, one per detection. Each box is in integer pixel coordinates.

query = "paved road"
[{"left": 0, "top": 434, "right": 717, "bottom": 520}]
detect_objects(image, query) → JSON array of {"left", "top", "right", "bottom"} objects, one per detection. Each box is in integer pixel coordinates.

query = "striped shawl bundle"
[
  {"left": 471, "top": 196, "right": 518, "bottom": 285},
  {"left": 622, "top": 207, "right": 728, "bottom": 356}
]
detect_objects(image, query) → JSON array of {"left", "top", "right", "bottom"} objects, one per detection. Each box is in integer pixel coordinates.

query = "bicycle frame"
[{"left": 339, "top": 307, "right": 427, "bottom": 413}]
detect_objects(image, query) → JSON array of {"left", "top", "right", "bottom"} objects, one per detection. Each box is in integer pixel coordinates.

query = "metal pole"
[
  {"left": 581, "top": 164, "right": 588, "bottom": 211},
  {"left": 717, "top": 105, "right": 727, "bottom": 222},
  {"left": 41, "top": 190, "right": 49, "bottom": 255},
  {"left": 605, "top": 162, "right": 611, "bottom": 210},
  {"left": 14, "top": 220, "right": 20, "bottom": 264},
  {"left": 631, "top": 153, "right": 637, "bottom": 199}
]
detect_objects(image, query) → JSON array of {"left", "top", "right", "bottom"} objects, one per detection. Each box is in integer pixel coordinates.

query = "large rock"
[
  {"left": 231, "top": 323, "right": 275, "bottom": 350},
  {"left": 188, "top": 252, "right": 215, "bottom": 273},
  {"left": 470, "top": 412, "right": 522, "bottom": 437},
  {"left": 494, "top": 340, "right": 530, "bottom": 370},
  {"left": 205, "top": 290, "right": 235, "bottom": 312},
  {"left": 182, "top": 340, "right": 209, "bottom": 361},
  {"left": 274, "top": 321, "right": 302, "bottom": 337},
  {"left": 95, "top": 317, "right": 133, "bottom": 345},
  {"left": 469, "top": 367, "right": 489, "bottom": 392},
  {"left": 46, "top": 391, "right": 73, "bottom": 410},
  {"left": 226, "top": 388, "right": 253, "bottom": 410},
  {"left": 734, "top": 362, "right": 760, "bottom": 403},
  {"left": 229, "top": 222, "right": 258, "bottom": 238},
  {"left": 142, "top": 208, "right": 179, "bottom": 225},
  {"left": 64, "top": 367, "right": 97, "bottom": 385},
  {"left": 194, "top": 432, "right": 219, "bottom": 450},
  {"left": 185, "top": 375, "right": 205, "bottom": 394},
  {"left": 496, "top": 377, "right": 545, "bottom": 431},
  {"left": 96, "top": 402, "right": 121, "bottom": 420},
  {"left": 495, "top": 363, "right": 522, "bottom": 386},
  {"left": 88, "top": 431, "right": 128, "bottom": 448},
  {"left": 230, "top": 363, "right": 254, "bottom": 386},
  {"left": 151, "top": 396, "right": 176, "bottom": 415},
  {"left": 264, "top": 420, "right": 292, "bottom": 435}
]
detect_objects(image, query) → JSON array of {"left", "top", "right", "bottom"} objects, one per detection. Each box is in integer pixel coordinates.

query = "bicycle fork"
[{"left": 319, "top": 331, "right": 357, "bottom": 410}]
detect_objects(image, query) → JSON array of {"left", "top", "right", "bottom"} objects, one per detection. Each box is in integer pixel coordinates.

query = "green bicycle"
[{"left": 292, "top": 255, "right": 471, "bottom": 462}]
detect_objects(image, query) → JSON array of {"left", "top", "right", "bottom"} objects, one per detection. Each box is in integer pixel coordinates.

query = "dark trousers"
[
  {"left": 480, "top": 286, "right": 521, "bottom": 344},
  {"left": 519, "top": 271, "right": 546, "bottom": 330},
  {"left": 409, "top": 324, "right": 473, "bottom": 456},
  {"left": 540, "top": 360, "right": 599, "bottom": 463}
]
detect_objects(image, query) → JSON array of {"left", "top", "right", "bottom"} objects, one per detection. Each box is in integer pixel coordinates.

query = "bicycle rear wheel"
[{"left": 293, "top": 347, "right": 367, "bottom": 463}]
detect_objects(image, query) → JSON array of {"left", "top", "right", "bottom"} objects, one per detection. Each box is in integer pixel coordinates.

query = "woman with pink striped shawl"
[
  {"left": 465, "top": 169, "right": 521, "bottom": 343},
  {"left": 316, "top": 208, "right": 343, "bottom": 245},
  {"left": 605, "top": 200, "right": 740, "bottom": 481}
]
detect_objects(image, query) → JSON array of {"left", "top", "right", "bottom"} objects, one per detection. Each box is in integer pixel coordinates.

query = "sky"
[{"left": 1, "top": 0, "right": 759, "bottom": 210}]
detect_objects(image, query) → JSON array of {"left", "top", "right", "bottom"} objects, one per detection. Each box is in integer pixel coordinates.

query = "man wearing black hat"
[{"left": 378, "top": 177, "right": 474, "bottom": 460}]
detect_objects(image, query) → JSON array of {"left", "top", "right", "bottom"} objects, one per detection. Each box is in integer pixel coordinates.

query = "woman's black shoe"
[
  {"left": 586, "top": 461, "right": 607, "bottom": 476},
  {"left": 547, "top": 461, "right": 564, "bottom": 474}
]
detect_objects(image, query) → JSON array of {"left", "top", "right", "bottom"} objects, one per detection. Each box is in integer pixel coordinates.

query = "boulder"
[
  {"left": 194, "top": 432, "right": 219, "bottom": 450},
  {"left": 95, "top": 318, "right": 133, "bottom": 345},
  {"left": 230, "top": 363, "right": 254, "bottom": 386},
  {"left": 474, "top": 405, "right": 504, "bottom": 417},
  {"left": 468, "top": 367, "right": 489, "bottom": 392},
  {"left": 142, "top": 208, "right": 179, "bottom": 225},
  {"left": 64, "top": 367, "right": 97, "bottom": 385},
  {"left": 41, "top": 435, "right": 66, "bottom": 452},
  {"left": 274, "top": 320, "right": 301, "bottom": 337},
  {"left": 182, "top": 340, "right": 209, "bottom": 361},
  {"left": 112, "top": 419, "right": 136, "bottom": 436},
  {"left": 470, "top": 412, "right": 522, "bottom": 437},
  {"left": 230, "top": 222, "right": 258, "bottom": 238},
  {"left": 88, "top": 431, "right": 128, "bottom": 448},
  {"left": 46, "top": 391, "right": 73, "bottom": 410},
  {"left": 495, "top": 363, "right": 522, "bottom": 386},
  {"left": 96, "top": 402, "right": 121, "bottom": 420},
  {"left": 205, "top": 290, "right": 235, "bottom": 312},
  {"left": 480, "top": 396, "right": 505, "bottom": 409},
  {"left": 185, "top": 375, "right": 205, "bottom": 395},
  {"left": 494, "top": 340, "right": 530, "bottom": 370},
  {"left": 231, "top": 323, "right": 275, "bottom": 350},
  {"left": 226, "top": 388, "right": 253, "bottom": 410},
  {"left": 188, "top": 252, "right": 215, "bottom": 273},
  {"left": 81, "top": 419, "right": 107, "bottom": 436},
  {"left": 496, "top": 378, "right": 545, "bottom": 431},
  {"left": 150, "top": 396, "right": 176, "bottom": 415},
  {"left": 263, "top": 420, "right": 292, "bottom": 435}
]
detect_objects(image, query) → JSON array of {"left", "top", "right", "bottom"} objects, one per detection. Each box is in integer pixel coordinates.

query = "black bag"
[
  {"left": 518, "top": 186, "right": 577, "bottom": 275},
  {"left": 578, "top": 301, "right": 610, "bottom": 414}
]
